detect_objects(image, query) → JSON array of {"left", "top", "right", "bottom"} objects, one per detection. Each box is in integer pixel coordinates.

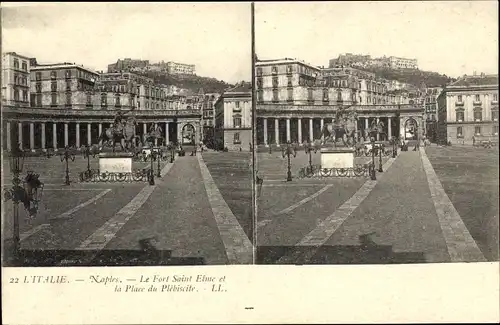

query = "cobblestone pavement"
[
  {"left": 257, "top": 147, "right": 498, "bottom": 264},
  {"left": 2, "top": 151, "right": 252, "bottom": 266}
]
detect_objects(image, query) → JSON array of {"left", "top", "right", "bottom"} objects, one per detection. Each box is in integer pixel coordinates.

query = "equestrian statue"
[
  {"left": 321, "top": 109, "right": 359, "bottom": 148},
  {"left": 98, "top": 110, "right": 140, "bottom": 152}
]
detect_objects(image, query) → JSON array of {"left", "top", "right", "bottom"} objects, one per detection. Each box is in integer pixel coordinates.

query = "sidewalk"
[{"left": 320, "top": 150, "right": 451, "bottom": 263}]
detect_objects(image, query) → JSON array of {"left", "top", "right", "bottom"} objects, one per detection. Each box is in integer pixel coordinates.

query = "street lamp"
[
  {"left": 370, "top": 137, "right": 376, "bottom": 180},
  {"left": 378, "top": 142, "right": 384, "bottom": 173},
  {"left": 60, "top": 146, "right": 76, "bottom": 186},
  {"left": 391, "top": 136, "right": 397, "bottom": 158},
  {"left": 304, "top": 141, "right": 318, "bottom": 173},
  {"left": 167, "top": 143, "right": 176, "bottom": 163},
  {"left": 151, "top": 147, "right": 163, "bottom": 178},
  {"left": 268, "top": 138, "right": 272, "bottom": 154},
  {"left": 282, "top": 141, "right": 297, "bottom": 182},
  {"left": 142, "top": 150, "right": 156, "bottom": 185},
  {"left": 82, "top": 145, "right": 98, "bottom": 176}
]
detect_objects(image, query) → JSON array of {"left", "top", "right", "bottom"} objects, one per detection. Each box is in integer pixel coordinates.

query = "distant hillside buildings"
[
  {"left": 329, "top": 53, "right": 418, "bottom": 70},
  {"left": 107, "top": 58, "right": 196, "bottom": 75}
]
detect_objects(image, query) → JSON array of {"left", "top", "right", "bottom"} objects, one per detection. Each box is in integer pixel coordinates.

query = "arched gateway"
[{"left": 404, "top": 118, "right": 419, "bottom": 141}]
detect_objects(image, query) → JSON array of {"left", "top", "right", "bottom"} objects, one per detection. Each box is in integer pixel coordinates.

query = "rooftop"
[{"left": 448, "top": 74, "right": 499, "bottom": 88}]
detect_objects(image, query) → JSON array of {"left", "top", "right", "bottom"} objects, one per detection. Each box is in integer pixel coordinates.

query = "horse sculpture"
[
  {"left": 321, "top": 111, "right": 358, "bottom": 147},
  {"left": 98, "top": 117, "right": 138, "bottom": 152}
]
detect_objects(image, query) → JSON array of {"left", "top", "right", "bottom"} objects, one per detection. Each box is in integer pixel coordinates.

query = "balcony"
[
  {"left": 455, "top": 101, "right": 464, "bottom": 107},
  {"left": 473, "top": 100, "right": 482, "bottom": 106}
]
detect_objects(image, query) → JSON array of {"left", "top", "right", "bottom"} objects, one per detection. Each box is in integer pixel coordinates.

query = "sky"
[
  {"left": 2, "top": 2, "right": 251, "bottom": 84},
  {"left": 255, "top": 1, "right": 498, "bottom": 78}
]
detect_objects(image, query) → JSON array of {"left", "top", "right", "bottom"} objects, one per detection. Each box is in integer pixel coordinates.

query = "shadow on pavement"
[
  {"left": 257, "top": 234, "right": 427, "bottom": 264},
  {"left": 3, "top": 238, "right": 206, "bottom": 266}
]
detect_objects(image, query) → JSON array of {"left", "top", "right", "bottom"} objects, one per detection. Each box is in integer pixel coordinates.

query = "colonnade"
[
  {"left": 4, "top": 121, "right": 178, "bottom": 151},
  {"left": 258, "top": 116, "right": 396, "bottom": 146}
]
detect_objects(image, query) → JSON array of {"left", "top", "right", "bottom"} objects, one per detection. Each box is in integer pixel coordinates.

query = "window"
[
  {"left": 474, "top": 109, "right": 482, "bottom": 122},
  {"left": 65, "top": 70, "right": 71, "bottom": 79},
  {"left": 337, "top": 90, "right": 342, "bottom": 101},
  {"left": 138, "top": 101, "right": 141, "bottom": 109},
  {"left": 51, "top": 71, "right": 57, "bottom": 79},
  {"left": 35, "top": 72, "right": 41, "bottom": 81},
  {"left": 13, "top": 59, "right": 19, "bottom": 69},
  {"left": 457, "top": 95, "right": 462, "bottom": 102},
  {"left": 233, "top": 132, "right": 241, "bottom": 144},
  {"left": 101, "top": 94, "right": 107, "bottom": 106},
  {"left": 22, "top": 90, "right": 28, "bottom": 102},
  {"left": 494, "top": 125, "right": 499, "bottom": 135},
  {"left": 233, "top": 116, "right": 242, "bottom": 128},
  {"left": 66, "top": 93, "right": 72, "bottom": 106},
  {"left": 257, "top": 90, "right": 263, "bottom": 103},
  {"left": 475, "top": 94, "right": 480, "bottom": 102},
  {"left": 146, "top": 102, "right": 149, "bottom": 109},
  {"left": 323, "top": 88, "right": 329, "bottom": 101},
  {"left": 475, "top": 126, "right": 481, "bottom": 135},
  {"left": 272, "top": 77, "right": 278, "bottom": 88},
  {"left": 35, "top": 83, "right": 42, "bottom": 93},
  {"left": 286, "top": 65, "right": 292, "bottom": 74},
  {"left": 493, "top": 94, "right": 498, "bottom": 102},
  {"left": 457, "top": 127, "right": 463, "bottom": 137},
  {"left": 86, "top": 93, "right": 92, "bottom": 106},
  {"left": 51, "top": 82, "right": 57, "bottom": 92},
  {"left": 14, "top": 89, "right": 19, "bottom": 101},
  {"left": 272, "top": 89, "right": 279, "bottom": 102},
  {"left": 287, "top": 79, "right": 292, "bottom": 87},
  {"left": 455, "top": 110, "right": 464, "bottom": 122},
  {"left": 287, "top": 87, "right": 293, "bottom": 101},
  {"left": 36, "top": 94, "right": 42, "bottom": 107},
  {"left": 14, "top": 75, "right": 18, "bottom": 84},
  {"left": 492, "top": 110, "right": 499, "bottom": 121},
  {"left": 256, "top": 67, "right": 262, "bottom": 76},
  {"left": 66, "top": 81, "right": 72, "bottom": 91},
  {"left": 271, "top": 66, "right": 278, "bottom": 74},
  {"left": 307, "top": 88, "right": 313, "bottom": 101},
  {"left": 51, "top": 93, "right": 57, "bottom": 106}
]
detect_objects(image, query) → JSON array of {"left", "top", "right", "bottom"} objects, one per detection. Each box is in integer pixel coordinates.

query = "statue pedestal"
[
  {"left": 98, "top": 152, "right": 134, "bottom": 173},
  {"left": 320, "top": 147, "right": 355, "bottom": 169}
]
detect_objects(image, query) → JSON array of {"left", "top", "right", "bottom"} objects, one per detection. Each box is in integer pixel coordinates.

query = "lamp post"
[
  {"left": 378, "top": 142, "right": 384, "bottom": 173},
  {"left": 82, "top": 145, "right": 97, "bottom": 175},
  {"left": 152, "top": 148, "right": 162, "bottom": 178},
  {"left": 143, "top": 150, "right": 156, "bottom": 186},
  {"left": 5, "top": 145, "right": 25, "bottom": 259},
  {"left": 268, "top": 138, "right": 272, "bottom": 154},
  {"left": 168, "top": 143, "right": 176, "bottom": 163},
  {"left": 304, "top": 142, "right": 318, "bottom": 172},
  {"left": 60, "top": 146, "right": 76, "bottom": 186},
  {"left": 282, "top": 141, "right": 297, "bottom": 182},
  {"left": 391, "top": 136, "right": 397, "bottom": 158},
  {"left": 370, "top": 137, "right": 376, "bottom": 180}
]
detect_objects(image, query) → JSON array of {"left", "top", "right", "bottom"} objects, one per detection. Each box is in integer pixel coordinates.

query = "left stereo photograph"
[{"left": 1, "top": 2, "right": 254, "bottom": 266}]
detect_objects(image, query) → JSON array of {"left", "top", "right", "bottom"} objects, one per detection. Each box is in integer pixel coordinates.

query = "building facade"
[
  {"left": 214, "top": 83, "right": 252, "bottom": 151},
  {"left": 255, "top": 58, "right": 421, "bottom": 146},
  {"left": 2, "top": 55, "right": 207, "bottom": 152},
  {"left": 388, "top": 56, "right": 418, "bottom": 70},
  {"left": 437, "top": 73, "right": 499, "bottom": 145},
  {"left": 2, "top": 52, "right": 32, "bottom": 107},
  {"left": 107, "top": 58, "right": 150, "bottom": 73},
  {"left": 166, "top": 61, "right": 196, "bottom": 75}
]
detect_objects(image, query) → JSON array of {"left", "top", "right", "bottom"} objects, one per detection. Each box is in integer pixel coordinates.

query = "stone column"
[
  {"left": 64, "top": 122, "right": 69, "bottom": 147},
  {"left": 376, "top": 117, "right": 380, "bottom": 140},
  {"left": 52, "top": 123, "right": 57, "bottom": 149},
  {"left": 98, "top": 123, "right": 102, "bottom": 137},
  {"left": 41, "top": 122, "right": 46, "bottom": 149},
  {"left": 29, "top": 122, "right": 35, "bottom": 150},
  {"left": 263, "top": 118, "right": 268, "bottom": 147},
  {"left": 154, "top": 123, "right": 158, "bottom": 146},
  {"left": 18, "top": 122, "right": 23, "bottom": 149},
  {"left": 87, "top": 123, "right": 92, "bottom": 145},
  {"left": 365, "top": 117, "right": 369, "bottom": 131},
  {"left": 309, "top": 118, "right": 313, "bottom": 142},
  {"left": 320, "top": 118, "right": 324, "bottom": 141},
  {"left": 6, "top": 122, "right": 11, "bottom": 151},
  {"left": 143, "top": 123, "right": 147, "bottom": 135},
  {"left": 297, "top": 118, "right": 302, "bottom": 145},
  {"left": 76, "top": 123, "right": 80, "bottom": 148},
  {"left": 286, "top": 118, "right": 291, "bottom": 142},
  {"left": 165, "top": 122, "right": 170, "bottom": 144},
  {"left": 388, "top": 117, "right": 392, "bottom": 138},
  {"left": 274, "top": 118, "right": 279, "bottom": 146}
]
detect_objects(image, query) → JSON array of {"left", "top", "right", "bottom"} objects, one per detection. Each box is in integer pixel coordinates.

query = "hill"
[
  {"left": 359, "top": 66, "right": 456, "bottom": 88},
  {"left": 141, "top": 71, "right": 235, "bottom": 94}
]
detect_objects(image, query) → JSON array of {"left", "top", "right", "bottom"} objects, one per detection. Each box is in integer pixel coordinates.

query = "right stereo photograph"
[{"left": 253, "top": 1, "right": 499, "bottom": 264}]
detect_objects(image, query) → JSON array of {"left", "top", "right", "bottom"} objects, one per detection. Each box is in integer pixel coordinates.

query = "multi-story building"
[
  {"left": 437, "top": 73, "right": 499, "bottom": 145},
  {"left": 2, "top": 55, "right": 204, "bottom": 151},
  {"left": 2, "top": 52, "right": 31, "bottom": 107},
  {"left": 214, "top": 83, "right": 252, "bottom": 151},
  {"left": 201, "top": 92, "right": 220, "bottom": 145},
  {"left": 388, "top": 56, "right": 418, "bottom": 70},
  {"left": 255, "top": 57, "right": 422, "bottom": 146},
  {"left": 328, "top": 53, "right": 372, "bottom": 68},
  {"left": 30, "top": 63, "right": 100, "bottom": 110},
  {"left": 166, "top": 61, "right": 196, "bottom": 75},
  {"left": 423, "top": 87, "right": 442, "bottom": 142},
  {"left": 107, "top": 58, "right": 149, "bottom": 73}
]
